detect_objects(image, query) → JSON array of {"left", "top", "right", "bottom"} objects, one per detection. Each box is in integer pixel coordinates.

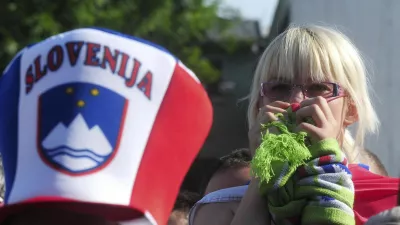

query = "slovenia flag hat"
[{"left": 0, "top": 28, "right": 213, "bottom": 224}]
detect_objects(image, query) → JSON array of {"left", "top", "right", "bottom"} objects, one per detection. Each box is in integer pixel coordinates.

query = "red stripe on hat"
[{"left": 129, "top": 63, "right": 212, "bottom": 225}]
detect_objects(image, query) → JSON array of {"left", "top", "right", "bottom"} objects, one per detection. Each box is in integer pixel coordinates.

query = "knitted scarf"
[{"left": 251, "top": 103, "right": 355, "bottom": 225}]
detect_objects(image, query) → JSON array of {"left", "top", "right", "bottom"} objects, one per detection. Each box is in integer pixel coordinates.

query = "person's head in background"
[
  {"left": 363, "top": 149, "right": 389, "bottom": 176},
  {"left": 365, "top": 207, "right": 400, "bottom": 225},
  {"left": 204, "top": 148, "right": 251, "bottom": 195},
  {"left": 248, "top": 25, "right": 380, "bottom": 164},
  {"left": 168, "top": 191, "right": 201, "bottom": 225}
]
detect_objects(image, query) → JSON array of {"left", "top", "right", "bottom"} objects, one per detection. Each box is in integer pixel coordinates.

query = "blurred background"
[{"left": 1, "top": 0, "right": 399, "bottom": 194}]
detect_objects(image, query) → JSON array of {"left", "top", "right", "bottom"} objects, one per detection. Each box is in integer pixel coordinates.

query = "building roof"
[{"left": 207, "top": 19, "right": 262, "bottom": 42}]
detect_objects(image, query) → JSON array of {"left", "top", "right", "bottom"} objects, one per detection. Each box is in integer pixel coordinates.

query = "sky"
[{"left": 219, "top": 0, "right": 279, "bottom": 36}]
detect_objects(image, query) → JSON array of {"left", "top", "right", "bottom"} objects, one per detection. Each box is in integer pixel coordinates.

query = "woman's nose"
[{"left": 289, "top": 87, "right": 305, "bottom": 103}]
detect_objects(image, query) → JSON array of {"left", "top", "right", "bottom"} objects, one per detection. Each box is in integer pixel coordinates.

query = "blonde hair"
[{"left": 247, "top": 25, "right": 379, "bottom": 163}]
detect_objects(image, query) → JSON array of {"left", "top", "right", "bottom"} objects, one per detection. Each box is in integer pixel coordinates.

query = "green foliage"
[{"left": 0, "top": 0, "right": 239, "bottom": 83}]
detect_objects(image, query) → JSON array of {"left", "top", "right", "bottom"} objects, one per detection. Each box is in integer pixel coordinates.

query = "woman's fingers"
[
  {"left": 295, "top": 104, "right": 326, "bottom": 127},
  {"left": 270, "top": 101, "right": 291, "bottom": 109},
  {"left": 259, "top": 101, "right": 290, "bottom": 114},
  {"left": 259, "top": 105, "right": 286, "bottom": 115},
  {"left": 295, "top": 122, "right": 320, "bottom": 138},
  {"left": 300, "top": 96, "right": 334, "bottom": 121},
  {"left": 250, "top": 101, "right": 289, "bottom": 156},
  {"left": 265, "top": 112, "right": 279, "bottom": 122},
  {"left": 256, "top": 111, "right": 280, "bottom": 132},
  {"left": 258, "top": 101, "right": 290, "bottom": 123},
  {"left": 295, "top": 98, "right": 340, "bottom": 142}
]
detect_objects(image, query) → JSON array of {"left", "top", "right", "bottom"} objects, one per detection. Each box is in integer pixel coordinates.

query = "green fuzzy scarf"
[
  {"left": 251, "top": 105, "right": 312, "bottom": 193},
  {"left": 251, "top": 104, "right": 355, "bottom": 225}
]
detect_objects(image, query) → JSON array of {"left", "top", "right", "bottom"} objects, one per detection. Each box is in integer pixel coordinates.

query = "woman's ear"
[{"left": 344, "top": 101, "right": 358, "bottom": 126}]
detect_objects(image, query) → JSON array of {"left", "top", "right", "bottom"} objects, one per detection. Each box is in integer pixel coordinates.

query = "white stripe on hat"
[{"left": 10, "top": 28, "right": 176, "bottom": 207}]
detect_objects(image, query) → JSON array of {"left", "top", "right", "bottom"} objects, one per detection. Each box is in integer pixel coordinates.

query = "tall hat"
[{"left": 0, "top": 28, "right": 213, "bottom": 224}]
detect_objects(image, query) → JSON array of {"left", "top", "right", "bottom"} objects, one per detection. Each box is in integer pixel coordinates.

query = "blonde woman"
[{"left": 190, "top": 25, "right": 400, "bottom": 225}]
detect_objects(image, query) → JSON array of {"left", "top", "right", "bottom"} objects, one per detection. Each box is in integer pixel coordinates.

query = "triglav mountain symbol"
[{"left": 42, "top": 114, "right": 112, "bottom": 172}]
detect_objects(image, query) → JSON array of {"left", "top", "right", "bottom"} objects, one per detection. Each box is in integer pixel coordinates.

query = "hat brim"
[{"left": 0, "top": 196, "right": 143, "bottom": 222}]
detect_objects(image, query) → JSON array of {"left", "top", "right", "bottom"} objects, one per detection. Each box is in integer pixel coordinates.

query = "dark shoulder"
[{"left": 192, "top": 202, "right": 238, "bottom": 225}]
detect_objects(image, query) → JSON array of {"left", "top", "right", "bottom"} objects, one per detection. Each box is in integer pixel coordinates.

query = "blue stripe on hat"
[{"left": 0, "top": 50, "right": 25, "bottom": 203}]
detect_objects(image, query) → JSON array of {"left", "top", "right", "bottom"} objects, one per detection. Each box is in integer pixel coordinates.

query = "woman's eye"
[
  {"left": 308, "top": 84, "right": 330, "bottom": 91},
  {"left": 271, "top": 84, "right": 291, "bottom": 91}
]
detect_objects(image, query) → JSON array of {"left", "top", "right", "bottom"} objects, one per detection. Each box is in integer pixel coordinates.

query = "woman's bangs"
[{"left": 262, "top": 29, "right": 334, "bottom": 84}]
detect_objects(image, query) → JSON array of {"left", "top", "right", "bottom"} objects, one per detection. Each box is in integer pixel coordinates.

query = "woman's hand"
[
  {"left": 248, "top": 101, "right": 290, "bottom": 156},
  {"left": 295, "top": 97, "right": 340, "bottom": 142}
]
